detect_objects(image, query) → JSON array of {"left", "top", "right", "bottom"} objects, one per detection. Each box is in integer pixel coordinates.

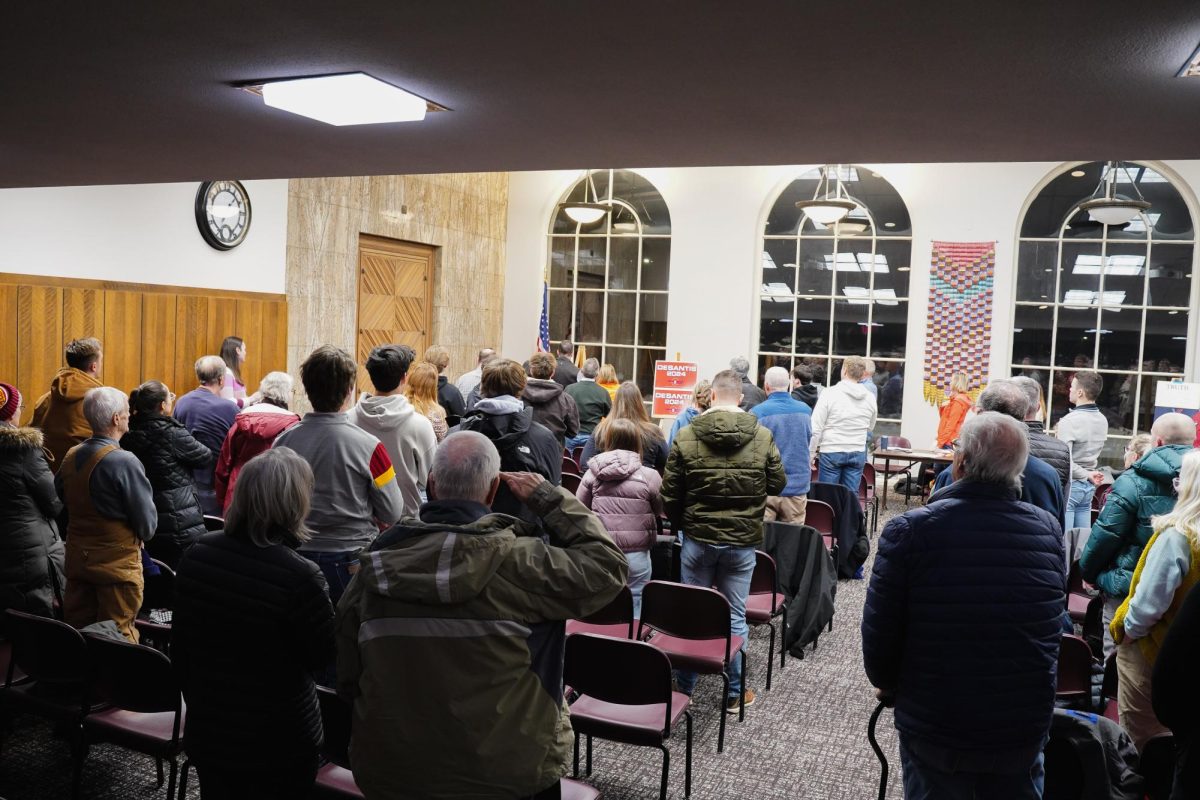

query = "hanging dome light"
[
  {"left": 835, "top": 206, "right": 871, "bottom": 235},
  {"left": 1078, "top": 161, "right": 1151, "bottom": 226},
  {"left": 559, "top": 169, "right": 610, "bottom": 225},
  {"left": 796, "top": 165, "right": 857, "bottom": 224}
]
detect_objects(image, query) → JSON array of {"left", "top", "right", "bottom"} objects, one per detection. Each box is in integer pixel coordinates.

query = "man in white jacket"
[
  {"left": 347, "top": 345, "right": 438, "bottom": 515},
  {"left": 809, "top": 356, "right": 878, "bottom": 493}
]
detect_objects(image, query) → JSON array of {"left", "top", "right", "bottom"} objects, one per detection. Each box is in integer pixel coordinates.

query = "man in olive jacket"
[
  {"left": 336, "top": 431, "right": 626, "bottom": 800},
  {"left": 663, "top": 369, "right": 786, "bottom": 711}
]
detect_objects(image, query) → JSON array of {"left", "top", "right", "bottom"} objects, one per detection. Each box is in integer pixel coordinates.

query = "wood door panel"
[
  {"left": 359, "top": 295, "right": 395, "bottom": 330},
  {"left": 356, "top": 236, "right": 435, "bottom": 395},
  {"left": 142, "top": 294, "right": 177, "bottom": 391},
  {"left": 102, "top": 291, "right": 143, "bottom": 394},
  {"left": 235, "top": 299, "right": 264, "bottom": 391},
  {"left": 17, "top": 286, "right": 63, "bottom": 425},
  {"left": 62, "top": 287, "right": 104, "bottom": 344},
  {"left": 206, "top": 297, "right": 237, "bottom": 362},
  {"left": 0, "top": 285, "right": 17, "bottom": 387},
  {"left": 175, "top": 296, "right": 210, "bottom": 390},
  {"left": 260, "top": 301, "right": 288, "bottom": 382}
]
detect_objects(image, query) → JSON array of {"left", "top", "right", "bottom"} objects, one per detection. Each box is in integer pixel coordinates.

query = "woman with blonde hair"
[
  {"left": 406, "top": 362, "right": 449, "bottom": 442},
  {"left": 580, "top": 381, "right": 668, "bottom": 472},
  {"left": 936, "top": 371, "right": 973, "bottom": 449},
  {"left": 1111, "top": 449, "right": 1200, "bottom": 752},
  {"left": 1123, "top": 433, "right": 1154, "bottom": 471},
  {"left": 597, "top": 363, "right": 620, "bottom": 403},
  {"left": 667, "top": 379, "right": 711, "bottom": 446}
]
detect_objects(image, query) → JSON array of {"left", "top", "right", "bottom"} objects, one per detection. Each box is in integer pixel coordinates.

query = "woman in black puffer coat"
[
  {"left": 0, "top": 381, "right": 65, "bottom": 617},
  {"left": 121, "top": 381, "right": 214, "bottom": 568}
]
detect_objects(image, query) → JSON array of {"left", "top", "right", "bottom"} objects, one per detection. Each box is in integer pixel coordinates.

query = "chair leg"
[
  {"left": 658, "top": 744, "right": 670, "bottom": 800},
  {"left": 166, "top": 758, "right": 178, "bottom": 800},
  {"left": 179, "top": 759, "right": 190, "bottom": 800},
  {"left": 718, "top": 672, "right": 729, "bottom": 753},
  {"left": 780, "top": 611, "right": 788, "bottom": 672},
  {"left": 156, "top": 757, "right": 165, "bottom": 787},
  {"left": 586, "top": 734, "right": 593, "bottom": 777},
  {"left": 573, "top": 732, "right": 580, "bottom": 778},
  {"left": 70, "top": 728, "right": 87, "bottom": 800},
  {"left": 738, "top": 649, "right": 748, "bottom": 722},
  {"left": 684, "top": 710, "right": 693, "bottom": 798},
  {"left": 765, "top": 621, "right": 775, "bottom": 691}
]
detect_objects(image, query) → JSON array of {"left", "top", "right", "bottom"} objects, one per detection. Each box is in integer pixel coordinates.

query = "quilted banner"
[{"left": 923, "top": 241, "right": 995, "bottom": 407}]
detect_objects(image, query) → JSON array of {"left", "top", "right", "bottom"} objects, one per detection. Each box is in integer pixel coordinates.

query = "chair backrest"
[
  {"left": 571, "top": 446, "right": 585, "bottom": 466},
  {"left": 3, "top": 609, "right": 90, "bottom": 688},
  {"left": 805, "top": 499, "right": 836, "bottom": 536},
  {"left": 576, "top": 584, "right": 634, "bottom": 633},
  {"left": 1056, "top": 634, "right": 1094, "bottom": 696},
  {"left": 202, "top": 515, "right": 224, "bottom": 532},
  {"left": 564, "top": 633, "right": 673, "bottom": 712},
  {"left": 891, "top": 436, "right": 913, "bottom": 448},
  {"left": 316, "top": 686, "right": 353, "bottom": 768},
  {"left": 85, "top": 633, "right": 180, "bottom": 716},
  {"left": 639, "top": 580, "right": 731, "bottom": 644},
  {"left": 1092, "top": 484, "right": 1113, "bottom": 511},
  {"left": 1101, "top": 653, "right": 1118, "bottom": 701},
  {"left": 862, "top": 462, "right": 877, "bottom": 488},
  {"left": 562, "top": 456, "right": 581, "bottom": 477},
  {"left": 748, "top": 550, "right": 778, "bottom": 598},
  {"left": 140, "top": 558, "right": 177, "bottom": 613},
  {"left": 1066, "top": 560, "right": 1086, "bottom": 596},
  {"left": 1141, "top": 733, "right": 1176, "bottom": 800},
  {"left": 561, "top": 472, "right": 582, "bottom": 494}
]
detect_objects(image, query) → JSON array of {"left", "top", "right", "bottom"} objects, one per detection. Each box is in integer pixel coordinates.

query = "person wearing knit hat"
[{"left": 0, "top": 379, "right": 66, "bottom": 618}]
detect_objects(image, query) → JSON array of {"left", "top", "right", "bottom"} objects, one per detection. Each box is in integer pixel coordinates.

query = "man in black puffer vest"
[
  {"left": 863, "top": 412, "right": 1065, "bottom": 799},
  {"left": 1014, "top": 376, "right": 1071, "bottom": 499}
]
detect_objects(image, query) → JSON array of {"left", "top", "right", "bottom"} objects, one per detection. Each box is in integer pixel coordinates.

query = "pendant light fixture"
[
  {"left": 1078, "top": 161, "right": 1152, "bottom": 226},
  {"left": 559, "top": 170, "right": 609, "bottom": 225},
  {"left": 795, "top": 164, "right": 858, "bottom": 225}
]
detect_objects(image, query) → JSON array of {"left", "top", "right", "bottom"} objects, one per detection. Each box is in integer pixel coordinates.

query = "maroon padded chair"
[
  {"left": 637, "top": 581, "right": 745, "bottom": 753},
  {"left": 745, "top": 551, "right": 787, "bottom": 691},
  {"left": 135, "top": 558, "right": 176, "bottom": 652},
  {"left": 572, "top": 445, "right": 586, "bottom": 467},
  {"left": 567, "top": 584, "right": 635, "bottom": 639},
  {"left": 804, "top": 500, "right": 838, "bottom": 632},
  {"left": 562, "top": 456, "right": 582, "bottom": 477},
  {"left": 1090, "top": 483, "right": 1114, "bottom": 526},
  {"left": 1056, "top": 634, "right": 1095, "bottom": 709},
  {"left": 202, "top": 515, "right": 224, "bottom": 532},
  {"left": 872, "top": 436, "right": 914, "bottom": 477},
  {"left": 1065, "top": 561, "right": 1094, "bottom": 625},
  {"left": 312, "top": 686, "right": 364, "bottom": 799},
  {"left": 564, "top": 632, "right": 692, "bottom": 800},
  {"left": 859, "top": 463, "right": 879, "bottom": 535},
  {"left": 82, "top": 633, "right": 185, "bottom": 800},
  {"left": 1101, "top": 653, "right": 1119, "bottom": 723},
  {"left": 561, "top": 472, "right": 583, "bottom": 494}
]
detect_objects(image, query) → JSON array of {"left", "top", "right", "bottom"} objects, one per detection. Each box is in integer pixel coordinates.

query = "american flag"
[{"left": 536, "top": 281, "right": 551, "bottom": 353}]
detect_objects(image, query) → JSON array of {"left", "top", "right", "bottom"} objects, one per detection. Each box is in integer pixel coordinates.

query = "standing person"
[
  {"left": 172, "top": 448, "right": 335, "bottom": 800},
  {"left": 347, "top": 345, "right": 437, "bottom": 514},
  {"left": 790, "top": 365, "right": 819, "bottom": 410},
  {"left": 809, "top": 356, "right": 877, "bottom": 494},
  {"left": 1153, "top": 569, "right": 1200, "bottom": 799},
  {"left": 577, "top": 418, "right": 663, "bottom": 616},
  {"left": 120, "top": 381, "right": 211, "bottom": 568},
  {"left": 523, "top": 352, "right": 580, "bottom": 443},
  {"left": 667, "top": 380, "right": 712, "bottom": 447},
  {"left": 274, "top": 345, "right": 404, "bottom": 604},
  {"left": 213, "top": 371, "right": 301, "bottom": 513},
  {"left": 1082, "top": 413, "right": 1197, "bottom": 658},
  {"left": 936, "top": 372, "right": 973, "bottom": 449},
  {"left": 0, "top": 382, "right": 65, "bottom": 618},
  {"left": 580, "top": 382, "right": 669, "bottom": 473},
  {"left": 455, "top": 347, "right": 495, "bottom": 399},
  {"left": 752, "top": 366, "right": 812, "bottom": 525},
  {"left": 335, "top": 433, "right": 625, "bottom": 800},
  {"left": 663, "top": 369, "right": 786, "bottom": 710},
  {"left": 55, "top": 387, "right": 156, "bottom": 642},
  {"left": 564, "top": 357, "right": 612, "bottom": 452},
  {"left": 1056, "top": 370, "right": 1108, "bottom": 530},
  {"left": 863, "top": 413, "right": 1065, "bottom": 799},
  {"left": 423, "top": 345, "right": 466, "bottom": 427},
  {"left": 218, "top": 335, "right": 253, "bottom": 408},
  {"left": 860, "top": 359, "right": 879, "bottom": 399},
  {"left": 31, "top": 337, "right": 104, "bottom": 469},
  {"left": 1013, "top": 376, "right": 1071, "bottom": 498},
  {"left": 405, "top": 362, "right": 449, "bottom": 442},
  {"left": 173, "top": 356, "right": 239, "bottom": 516},
  {"left": 463, "top": 353, "right": 499, "bottom": 414},
  {"left": 597, "top": 363, "right": 620, "bottom": 402},
  {"left": 553, "top": 340, "right": 580, "bottom": 387},
  {"left": 730, "top": 356, "right": 767, "bottom": 411},
  {"left": 1123, "top": 433, "right": 1154, "bottom": 471},
  {"left": 1109, "top": 450, "right": 1200, "bottom": 752}
]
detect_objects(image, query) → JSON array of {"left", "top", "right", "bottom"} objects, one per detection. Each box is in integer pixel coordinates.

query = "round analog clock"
[{"left": 195, "top": 180, "right": 252, "bottom": 250}]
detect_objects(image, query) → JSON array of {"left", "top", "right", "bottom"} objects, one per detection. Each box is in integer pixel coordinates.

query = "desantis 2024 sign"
[{"left": 651, "top": 361, "right": 699, "bottom": 418}]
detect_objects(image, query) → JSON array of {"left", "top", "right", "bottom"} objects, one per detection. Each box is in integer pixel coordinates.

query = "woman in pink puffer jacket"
[{"left": 576, "top": 418, "right": 664, "bottom": 616}]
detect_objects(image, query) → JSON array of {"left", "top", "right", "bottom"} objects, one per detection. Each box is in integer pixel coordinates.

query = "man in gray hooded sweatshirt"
[{"left": 347, "top": 345, "right": 438, "bottom": 515}]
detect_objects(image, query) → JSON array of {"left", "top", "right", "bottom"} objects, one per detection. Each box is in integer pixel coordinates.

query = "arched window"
[
  {"left": 547, "top": 170, "right": 671, "bottom": 400},
  {"left": 758, "top": 166, "right": 913, "bottom": 432},
  {"left": 1012, "top": 161, "right": 1196, "bottom": 467}
]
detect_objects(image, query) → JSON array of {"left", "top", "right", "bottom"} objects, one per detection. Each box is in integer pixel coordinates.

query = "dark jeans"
[
  {"left": 196, "top": 758, "right": 318, "bottom": 800},
  {"left": 899, "top": 735, "right": 1045, "bottom": 800},
  {"left": 299, "top": 549, "right": 359, "bottom": 605}
]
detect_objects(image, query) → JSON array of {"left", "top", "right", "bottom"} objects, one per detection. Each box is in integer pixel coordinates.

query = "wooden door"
[{"left": 356, "top": 235, "right": 435, "bottom": 393}]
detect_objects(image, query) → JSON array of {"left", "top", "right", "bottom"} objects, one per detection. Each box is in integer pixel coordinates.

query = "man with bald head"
[
  {"left": 1081, "top": 412, "right": 1198, "bottom": 658},
  {"left": 174, "top": 355, "right": 239, "bottom": 515},
  {"left": 751, "top": 365, "right": 813, "bottom": 523}
]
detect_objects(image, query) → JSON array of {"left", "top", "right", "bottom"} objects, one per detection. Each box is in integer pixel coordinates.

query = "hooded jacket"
[
  {"left": 0, "top": 425, "right": 65, "bottom": 617},
  {"left": 1081, "top": 444, "right": 1190, "bottom": 598},
  {"left": 346, "top": 393, "right": 436, "bottom": 515},
  {"left": 214, "top": 403, "right": 301, "bottom": 512},
  {"left": 335, "top": 484, "right": 626, "bottom": 800},
  {"left": 120, "top": 412, "right": 213, "bottom": 555},
  {"left": 791, "top": 384, "right": 819, "bottom": 410},
  {"left": 31, "top": 367, "right": 104, "bottom": 468},
  {"left": 577, "top": 449, "right": 663, "bottom": 553},
  {"left": 936, "top": 392, "right": 973, "bottom": 448},
  {"left": 522, "top": 378, "right": 580, "bottom": 441},
  {"left": 810, "top": 380, "right": 878, "bottom": 454},
  {"left": 662, "top": 408, "right": 786, "bottom": 547}
]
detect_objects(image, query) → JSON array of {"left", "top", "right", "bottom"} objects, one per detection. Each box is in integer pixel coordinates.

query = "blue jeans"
[
  {"left": 818, "top": 449, "right": 867, "bottom": 494},
  {"left": 674, "top": 537, "right": 755, "bottom": 697},
  {"left": 626, "top": 550, "right": 652, "bottom": 618},
  {"left": 1066, "top": 479, "right": 1095, "bottom": 531},
  {"left": 299, "top": 549, "right": 359, "bottom": 605},
  {"left": 564, "top": 433, "right": 590, "bottom": 452},
  {"left": 899, "top": 736, "right": 1045, "bottom": 800}
]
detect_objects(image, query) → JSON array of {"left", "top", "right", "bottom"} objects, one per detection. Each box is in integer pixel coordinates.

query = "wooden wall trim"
[{"left": 0, "top": 272, "right": 286, "bottom": 303}]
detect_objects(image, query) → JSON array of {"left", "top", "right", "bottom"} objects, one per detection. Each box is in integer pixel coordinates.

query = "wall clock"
[{"left": 195, "top": 180, "right": 252, "bottom": 250}]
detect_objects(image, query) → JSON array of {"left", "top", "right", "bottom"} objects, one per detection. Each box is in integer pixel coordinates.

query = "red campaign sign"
[{"left": 651, "top": 361, "right": 698, "bottom": 418}]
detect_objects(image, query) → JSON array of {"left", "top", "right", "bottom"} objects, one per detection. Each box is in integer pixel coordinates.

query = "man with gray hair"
[
  {"left": 565, "top": 356, "right": 612, "bottom": 451},
  {"left": 174, "top": 355, "right": 239, "bottom": 515},
  {"left": 730, "top": 355, "right": 767, "bottom": 411},
  {"left": 930, "top": 379, "right": 1064, "bottom": 524},
  {"left": 336, "top": 430, "right": 626, "bottom": 799},
  {"left": 456, "top": 347, "right": 496, "bottom": 399},
  {"left": 1012, "top": 375, "right": 1071, "bottom": 498},
  {"left": 864, "top": 412, "right": 1065, "bottom": 798},
  {"left": 752, "top": 365, "right": 813, "bottom": 523},
  {"left": 55, "top": 387, "right": 157, "bottom": 641},
  {"left": 860, "top": 358, "right": 878, "bottom": 399}
]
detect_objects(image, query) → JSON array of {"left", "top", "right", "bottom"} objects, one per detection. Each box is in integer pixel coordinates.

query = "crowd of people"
[{"left": 4, "top": 330, "right": 1200, "bottom": 798}]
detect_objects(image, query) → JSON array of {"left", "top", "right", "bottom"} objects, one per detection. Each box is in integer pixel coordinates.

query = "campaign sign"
[
  {"left": 1153, "top": 381, "right": 1200, "bottom": 431},
  {"left": 652, "top": 361, "right": 699, "bottom": 418}
]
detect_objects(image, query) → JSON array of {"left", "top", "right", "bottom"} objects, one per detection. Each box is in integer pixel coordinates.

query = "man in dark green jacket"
[
  {"left": 564, "top": 358, "right": 611, "bottom": 452},
  {"left": 663, "top": 369, "right": 786, "bottom": 711},
  {"left": 336, "top": 430, "right": 627, "bottom": 800},
  {"left": 1080, "top": 412, "right": 1196, "bottom": 657}
]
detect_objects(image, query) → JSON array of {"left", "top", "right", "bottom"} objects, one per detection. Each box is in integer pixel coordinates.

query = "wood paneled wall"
[{"left": 0, "top": 274, "right": 287, "bottom": 425}]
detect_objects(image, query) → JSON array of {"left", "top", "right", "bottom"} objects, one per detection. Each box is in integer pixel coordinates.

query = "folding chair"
[
  {"left": 1055, "top": 634, "right": 1095, "bottom": 710},
  {"left": 202, "top": 515, "right": 224, "bottom": 532},
  {"left": 312, "top": 686, "right": 363, "bottom": 799},
  {"left": 562, "top": 456, "right": 582, "bottom": 477},
  {"left": 567, "top": 584, "right": 635, "bottom": 639},
  {"left": 859, "top": 462, "right": 879, "bottom": 535},
  {"left": 745, "top": 551, "right": 787, "bottom": 690},
  {"left": 561, "top": 472, "right": 582, "bottom": 494},
  {"left": 136, "top": 558, "right": 176, "bottom": 650},
  {"left": 804, "top": 500, "right": 838, "bottom": 632}
]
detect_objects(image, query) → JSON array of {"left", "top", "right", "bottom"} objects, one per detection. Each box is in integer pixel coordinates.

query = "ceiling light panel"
[{"left": 258, "top": 73, "right": 428, "bottom": 126}]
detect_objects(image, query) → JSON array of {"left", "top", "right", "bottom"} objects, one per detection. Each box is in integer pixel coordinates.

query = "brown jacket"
[{"left": 32, "top": 368, "right": 103, "bottom": 468}]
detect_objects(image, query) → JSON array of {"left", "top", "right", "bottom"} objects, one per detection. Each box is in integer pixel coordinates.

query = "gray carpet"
[{"left": 0, "top": 498, "right": 913, "bottom": 800}]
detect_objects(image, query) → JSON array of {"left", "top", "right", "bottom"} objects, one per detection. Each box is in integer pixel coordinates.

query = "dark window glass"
[
  {"left": 1142, "top": 309, "right": 1188, "bottom": 374},
  {"left": 1012, "top": 305, "right": 1055, "bottom": 366},
  {"left": 548, "top": 290, "right": 573, "bottom": 342},
  {"left": 1147, "top": 243, "right": 1193, "bottom": 308},
  {"left": 576, "top": 291, "right": 605, "bottom": 343},
  {"left": 641, "top": 238, "right": 671, "bottom": 291},
  {"left": 638, "top": 294, "right": 668, "bottom": 348},
  {"left": 550, "top": 237, "right": 576, "bottom": 289},
  {"left": 875, "top": 239, "right": 912, "bottom": 299},
  {"left": 605, "top": 346, "right": 635, "bottom": 385},
  {"left": 793, "top": 297, "right": 832, "bottom": 354},
  {"left": 607, "top": 236, "right": 638, "bottom": 291},
  {"left": 832, "top": 300, "right": 869, "bottom": 356},
  {"left": 635, "top": 349, "right": 665, "bottom": 400},
  {"left": 605, "top": 292, "right": 637, "bottom": 346},
  {"left": 796, "top": 237, "right": 835, "bottom": 296},
  {"left": 763, "top": 239, "right": 799, "bottom": 294},
  {"left": 1055, "top": 306, "right": 1100, "bottom": 367},
  {"left": 870, "top": 301, "right": 908, "bottom": 359},
  {"left": 1016, "top": 241, "right": 1059, "bottom": 302},
  {"left": 1096, "top": 308, "right": 1142, "bottom": 371}
]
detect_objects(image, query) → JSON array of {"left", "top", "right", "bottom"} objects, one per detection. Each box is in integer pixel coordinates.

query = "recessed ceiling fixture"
[
  {"left": 559, "top": 170, "right": 609, "bottom": 225},
  {"left": 1078, "top": 161, "right": 1151, "bottom": 226},
  {"left": 243, "top": 72, "right": 442, "bottom": 126},
  {"left": 1177, "top": 42, "right": 1200, "bottom": 77},
  {"left": 1070, "top": 170, "right": 1086, "bottom": 177},
  {"left": 796, "top": 164, "right": 858, "bottom": 225}
]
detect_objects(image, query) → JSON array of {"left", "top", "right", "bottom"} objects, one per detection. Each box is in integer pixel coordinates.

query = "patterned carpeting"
[{"left": 0, "top": 501, "right": 913, "bottom": 800}]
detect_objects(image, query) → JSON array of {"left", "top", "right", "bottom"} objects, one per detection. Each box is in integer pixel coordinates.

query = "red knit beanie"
[{"left": 0, "top": 383, "right": 20, "bottom": 422}]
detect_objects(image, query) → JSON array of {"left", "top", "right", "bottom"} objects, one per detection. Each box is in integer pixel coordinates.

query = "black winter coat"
[
  {"left": 862, "top": 480, "right": 1065, "bottom": 755},
  {"left": 120, "top": 413, "right": 211, "bottom": 556},
  {"left": 171, "top": 532, "right": 335, "bottom": 769},
  {"left": 0, "top": 426, "right": 65, "bottom": 617},
  {"left": 454, "top": 406, "right": 562, "bottom": 527},
  {"left": 1026, "top": 421, "right": 1071, "bottom": 497}
]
